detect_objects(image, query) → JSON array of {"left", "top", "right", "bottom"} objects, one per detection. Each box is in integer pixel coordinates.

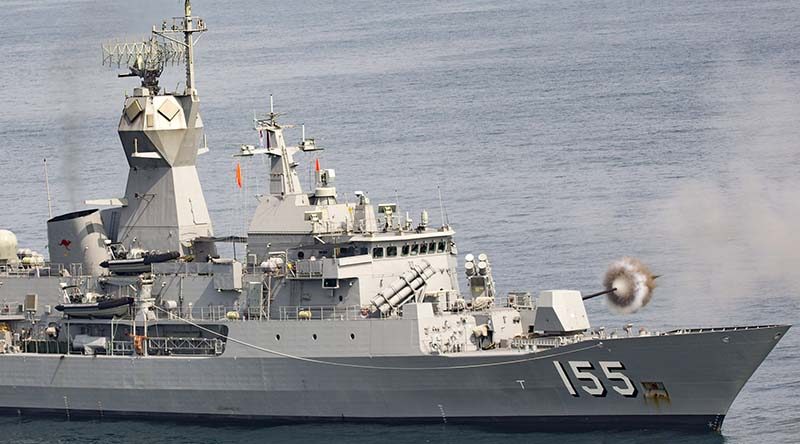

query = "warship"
[{"left": 0, "top": 1, "right": 788, "bottom": 432}]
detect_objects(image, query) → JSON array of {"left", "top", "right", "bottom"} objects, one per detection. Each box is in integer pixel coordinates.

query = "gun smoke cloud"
[
  {"left": 603, "top": 257, "right": 656, "bottom": 314},
  {"left": 652, "top": 65, "right": 800, "bottom": 307}
]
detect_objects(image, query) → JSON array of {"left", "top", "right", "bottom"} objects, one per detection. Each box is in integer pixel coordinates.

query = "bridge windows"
[
  {"left": 370, "top": 239, "right": 450, "bottom": 260},
  {"left": 335, "top": 246, "right": 356, "bottom": 257}
]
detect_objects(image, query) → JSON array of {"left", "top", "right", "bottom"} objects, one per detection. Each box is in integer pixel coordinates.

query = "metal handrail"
[
  {"left": 158, "top": 304, "right": 371, "bottom": 321},
  {"left": 278, "top": 305, "right": 368, "bottom": 321}
]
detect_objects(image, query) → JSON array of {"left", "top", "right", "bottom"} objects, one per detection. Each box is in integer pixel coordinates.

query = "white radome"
[{"left": 0, "top": 229, "right": 18, "bottom": 262}]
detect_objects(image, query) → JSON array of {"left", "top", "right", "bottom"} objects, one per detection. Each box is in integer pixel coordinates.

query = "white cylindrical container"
[{"left": 464, "top": 260, "right": 476, "bottom": 276}]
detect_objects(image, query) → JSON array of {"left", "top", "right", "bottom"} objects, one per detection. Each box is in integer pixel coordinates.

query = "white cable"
[{"left": 153, "top": 305, "right": 602, "bottom": 371}]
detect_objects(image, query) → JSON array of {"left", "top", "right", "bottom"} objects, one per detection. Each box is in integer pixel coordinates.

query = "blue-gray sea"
[{"left": 0, "top": 0, "right": 798, "bottom": 443}]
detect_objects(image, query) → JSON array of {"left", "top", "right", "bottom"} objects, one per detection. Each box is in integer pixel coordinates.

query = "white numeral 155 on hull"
[{"left": 553, "top": 360, "right": 637, "bottom": 398}]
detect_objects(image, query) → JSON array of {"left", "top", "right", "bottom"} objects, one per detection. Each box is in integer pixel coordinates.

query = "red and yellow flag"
[{"left": 235, "top": 163, "right": 243, "bottom": 188}]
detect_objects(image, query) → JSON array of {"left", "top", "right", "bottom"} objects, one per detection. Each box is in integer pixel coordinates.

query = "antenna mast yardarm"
[
  {"left": 152, "top": 0, "right": 207, "bottom": 94},
  {"left": 102, "top": 0, "right": 206, "bottom": 95}
]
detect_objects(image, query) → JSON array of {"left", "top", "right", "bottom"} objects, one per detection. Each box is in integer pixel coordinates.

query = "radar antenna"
[{"left": 101, "top": 0, "right": 207, "bottom": 95}]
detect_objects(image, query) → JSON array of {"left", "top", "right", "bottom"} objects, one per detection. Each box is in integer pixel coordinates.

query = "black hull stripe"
[{"left": 0, "top": 407, "right": 725, "bottom": 432}]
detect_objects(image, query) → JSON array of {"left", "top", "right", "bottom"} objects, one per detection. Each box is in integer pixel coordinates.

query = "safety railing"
[
  {"left": 0, "top": 301, "right": 26, "bottom": 317},
  {"left": 0, "top": 262, "right": 80, "bottom": 278},
  {"left": 162, "top": 305, "right": 239, "bottom": 321},
  {"left": 291, "top": 259, "right": 326, "bottom": 279},
  {"left": 277, "top": 305, "right": 370, "bottom": 321},
  {"left": 147, "top": 337, "right": 224, "bottom": 356}
]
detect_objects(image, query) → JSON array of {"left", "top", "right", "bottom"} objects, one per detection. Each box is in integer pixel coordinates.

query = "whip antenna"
[
  {"left": 43, "top": 158, "right": 52, "bottom": 219},
  {"left": 437, "top": 185, "right": 446, "bottom": 227}
]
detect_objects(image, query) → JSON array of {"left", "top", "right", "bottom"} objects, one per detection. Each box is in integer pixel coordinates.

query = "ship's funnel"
[
  {"left": 47, "top": 209, "right": 110, "bottom": 276},
  {"left": 602, "top": 257, "right": 656, "bottom": 314}
]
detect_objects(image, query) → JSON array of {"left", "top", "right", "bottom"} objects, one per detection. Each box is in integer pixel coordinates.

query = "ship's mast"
[
  {"left": 92, "top": 0, "right": 214, "bottom": 256},
  {"left": 184, "top": 0, "right": 196, "bottom": 92},
  {"left": 236, "top": 96, "right": 322, "bottom": 197},
  {"left": 151, "top": 0, "right": 207, "bottom": 95}
]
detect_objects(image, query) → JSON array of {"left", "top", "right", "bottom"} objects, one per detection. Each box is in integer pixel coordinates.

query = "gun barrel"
[
  {"left": 582, "top": 288, "right": 617, "bottom": 300},
  {"left": 583, "top": 274, "right": 660, "bottom": 301}
]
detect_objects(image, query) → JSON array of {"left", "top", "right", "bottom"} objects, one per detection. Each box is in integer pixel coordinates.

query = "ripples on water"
[{"left": 0, "top": 0, "right": 798, "bottom": 442}]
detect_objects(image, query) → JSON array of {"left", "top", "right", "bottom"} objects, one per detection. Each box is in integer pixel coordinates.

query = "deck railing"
[
  {"left": 155, "top": 304, "right": 373, "bottom": 321},
  {"left": 277, "top": 305, "right": 369, "bottom": 321},
  {"left": 0, "top": 262, "right": 80, "bottom": 278}
]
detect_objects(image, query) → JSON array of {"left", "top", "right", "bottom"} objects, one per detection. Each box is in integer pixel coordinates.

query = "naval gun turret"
[{"left": 529, "top": 257, "right": 658, "bottom": 335}]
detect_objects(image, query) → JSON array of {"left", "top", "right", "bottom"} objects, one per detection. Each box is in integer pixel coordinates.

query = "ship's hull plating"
[{"left": 0, "top": 325, "right": 787, "bottom": 432}]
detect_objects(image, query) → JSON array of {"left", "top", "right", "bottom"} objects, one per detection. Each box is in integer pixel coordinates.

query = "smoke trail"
[
  {"left": 603, "top": 257, "right": 656, "bottom": 314},
  {"left": 59, "top": 112, "right": 81, "bottom": 212},
  {"left": 651, "top": 65, "right": 800, "bottom": 306}
]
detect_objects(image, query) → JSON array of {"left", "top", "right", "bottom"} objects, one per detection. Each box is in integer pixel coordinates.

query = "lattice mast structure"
[{"left": 102, "top": 0, "right": 206, "bottom": 94}]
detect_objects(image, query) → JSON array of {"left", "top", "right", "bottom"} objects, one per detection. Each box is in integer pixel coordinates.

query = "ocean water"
[{"left": 0, "top": 0, "right": 798, "bottom": 442}]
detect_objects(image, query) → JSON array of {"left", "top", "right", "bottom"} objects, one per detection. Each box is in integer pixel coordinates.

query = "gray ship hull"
[{"left": 0, "top": 324, "right": 786, "bottom": 431}]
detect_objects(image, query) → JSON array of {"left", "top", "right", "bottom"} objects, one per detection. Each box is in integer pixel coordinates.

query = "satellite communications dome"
[{"left": 0, "top": 229, "right": 18, "bottom": 263}]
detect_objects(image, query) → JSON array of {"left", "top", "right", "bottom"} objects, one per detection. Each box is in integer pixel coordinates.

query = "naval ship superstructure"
[{"left": 0, "top": 1, "right": 788, "bottom": 432}]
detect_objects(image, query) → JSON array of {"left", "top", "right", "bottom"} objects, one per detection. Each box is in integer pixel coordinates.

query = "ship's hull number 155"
[{"left": 553, "top": 361, "right": 637, "bottom": 398}]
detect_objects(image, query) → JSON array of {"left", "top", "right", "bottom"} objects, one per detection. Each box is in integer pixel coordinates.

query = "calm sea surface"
[{"left": 0, "top": 0, "right": 798, "bottom": 442}]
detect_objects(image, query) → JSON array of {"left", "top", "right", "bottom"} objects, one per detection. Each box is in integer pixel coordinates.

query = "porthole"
[
  {"left": 350, "top": 333, "right": 355, "bottom": 340},
  {"left": 275, "top": 334, "right": 281, "bottom": 341},
  {"left": 339, "top": 295, "right": 343, "bottom": 302},
  {"left": 312, "top": 334, "right": 318, "bottom": 340}
]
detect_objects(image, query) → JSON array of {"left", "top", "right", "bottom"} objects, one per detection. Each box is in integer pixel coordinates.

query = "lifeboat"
[
  {"left": 99, "top": 251, "right": 180, "bottom": 275},
  {"left": 55, "top": 297, "right": 134, "bottom": 319}
]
